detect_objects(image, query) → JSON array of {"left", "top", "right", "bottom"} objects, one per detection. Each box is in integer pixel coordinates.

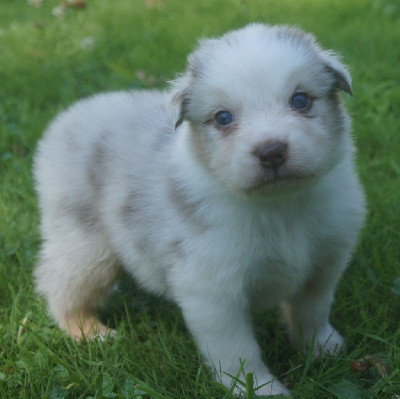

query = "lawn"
[{"left": 0, "top": 0, "right": 399, "bottom": 398}]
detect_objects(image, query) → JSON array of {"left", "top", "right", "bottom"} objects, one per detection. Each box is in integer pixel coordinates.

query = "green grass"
[{"left": 1, "top": 0, "right": 399, "bottom": 397}]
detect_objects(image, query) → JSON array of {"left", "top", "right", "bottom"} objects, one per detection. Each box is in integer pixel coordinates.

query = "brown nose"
[{"left": 254, "top": 141, "right": 287, "bottom": 168}]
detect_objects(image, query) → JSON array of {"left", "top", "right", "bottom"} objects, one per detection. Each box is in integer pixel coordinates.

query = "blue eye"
[
  {"left": 290, "top": 93, "right": 312, "bottom": 111},
  {"left": 215, "top": 111, "right": 234, "bottom": 126}
]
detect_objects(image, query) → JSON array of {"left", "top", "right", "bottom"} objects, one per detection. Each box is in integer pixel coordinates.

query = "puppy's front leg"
[
  {"left": 177, "top": 294, "right": 290, "bottom": 396},
  {"left": 282, "top": 262, "right": 346, "bottom": 358}
]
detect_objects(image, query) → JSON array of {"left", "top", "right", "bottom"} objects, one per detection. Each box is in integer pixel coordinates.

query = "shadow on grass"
[{"left": 98, "top": 270, "right": 185, "bottom": 333}]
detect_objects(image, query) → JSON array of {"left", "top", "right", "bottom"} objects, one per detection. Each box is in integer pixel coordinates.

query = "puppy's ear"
[
  {"left": 168, "top": 74, "right": 190, "bottom": 129},
  {"left": 168, "top": 58, "right": 196, "bottom": 129},
  {"left": 321, "top": 51, "right": 353, "bottom": 96}
]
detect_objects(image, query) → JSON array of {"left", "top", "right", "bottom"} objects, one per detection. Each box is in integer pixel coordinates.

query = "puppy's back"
[{"left": 34, "top": 90, "right": 172, "bottom": 214}]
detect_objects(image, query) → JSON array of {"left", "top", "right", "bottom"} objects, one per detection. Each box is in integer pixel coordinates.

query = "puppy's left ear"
[
  {"left": 168, "top": 74, "right": 191, "bottom": 129},
  {"left": 168, "top": 57, "right": 197, "bottom": 129},
  {"left": 321, "top": 51, "right": 353, "bottom": 96}
]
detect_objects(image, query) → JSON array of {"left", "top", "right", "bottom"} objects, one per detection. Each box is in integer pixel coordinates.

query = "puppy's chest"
[{"left": 190, "top": 206, "right": 314, "bottom": 294}]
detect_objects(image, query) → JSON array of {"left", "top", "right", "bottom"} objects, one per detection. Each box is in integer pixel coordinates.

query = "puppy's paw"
[
  {"left": 225, "top": 370, "right": 290, "bottom": 398},
  {"left": 314, "top": 327, "right": 344, "bottom": 357},
  {"left": 256, "top": 380, "right": 291, "bottom": 397},
  {"left": 291, "top": 324, "right": 344, "bottom": 359},
  {"left": 233, "top": 385, "right": 291, "bottom": 398},
  {"left": 63, "top": 315, "right": 116, "bottom": 341},
  {"left": 312, "top": 326, "right": 344, "bottom": 358},
  {"left": 231, "top": 376, "right": 291, "bottom": 397},
  {"left": 92, "top": 327, "right": 117, "bottom": 342}
]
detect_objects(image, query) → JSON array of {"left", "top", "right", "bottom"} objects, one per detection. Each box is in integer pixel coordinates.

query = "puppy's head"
[{"left": 169, "top": 24, "right": 353, "bottom": 196}]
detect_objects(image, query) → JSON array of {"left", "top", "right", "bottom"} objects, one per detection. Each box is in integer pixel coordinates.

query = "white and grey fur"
[{"left": 34, "top": 24, "right": 365, "bottom": 396}]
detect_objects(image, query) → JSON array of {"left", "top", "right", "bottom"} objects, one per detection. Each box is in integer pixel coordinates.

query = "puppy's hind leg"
[{"left": 35, "top": 219, "right": 120, "bottom": 340}]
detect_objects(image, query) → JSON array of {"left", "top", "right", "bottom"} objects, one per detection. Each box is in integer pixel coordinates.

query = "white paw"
[
  {"left": 313, "top": 326, "right": 344, "bottom": 358},
  {"left": 256, "top": 380, "right": 291, "bottom": 397},
  {"left": 229, "top": 373, "right": 291, "bottom": 397},
  {"left": 94, "top": 328, "right": 117, "bottom": 342}
]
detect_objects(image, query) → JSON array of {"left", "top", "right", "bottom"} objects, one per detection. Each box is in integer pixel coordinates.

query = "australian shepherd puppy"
[{"left": 34, "top": 24, "right": 365, "bottom": 396}]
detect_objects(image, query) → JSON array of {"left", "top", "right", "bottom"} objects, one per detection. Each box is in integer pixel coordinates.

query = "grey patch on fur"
[
  {"left": 119, "top": 191, "right": 157, "bottom": 255},
  {"left": 134, "top": 236, "right": 153, "bottom": 256},
  {"left": 167, "top": 176, "right": 211, "bottom": 233},
  {"left": 120, "top": 192, "right": 143, "bottom": 221},
  {"left": 274, "top": 25, "right": 314, "bottom": 48},
  {"left": 120, "top": 192, "right": 187, "bottom": 267},
  {"left": 187, "top": 121, "right": 215, "bottom": 171},
  {"left": 272, "top": 26, "right": 352, "bottom": 96},
  {"left": 170, "top": 238, "right": 185, "bottom": 257},
  {"left": 322, "top": 89, "right": 349, "bottom": 137},
  {"left": 87, "top": 136, "right": 109, "bottom": 193},
  {"left": 324, "top": 65, "right": 353, "bottom": 96},
  {"left": 61, "top": 201, "right": 98, "bottom": 231},
  {"left": 76, "top": 204, "right": 98, "bottom": 228},
  {"left": 121, "top": 186, "right": 189, "bottom": 258}
]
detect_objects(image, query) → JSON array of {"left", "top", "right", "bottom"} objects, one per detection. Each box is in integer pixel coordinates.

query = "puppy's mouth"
[{"left": 244, "top": 167, "right": 318, "bottom": 193}]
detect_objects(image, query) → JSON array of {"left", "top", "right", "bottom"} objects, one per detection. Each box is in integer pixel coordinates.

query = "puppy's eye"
[
  {"left": 290, "top": 93, "right": 312, "bottom": 111},
  {"left": 215, "top": 111, "right": 234, "bottom": 126}
]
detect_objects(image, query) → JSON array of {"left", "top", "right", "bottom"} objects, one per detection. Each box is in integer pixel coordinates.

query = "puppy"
[{"left": 34, "top": 24, "right": 365, "bottom": 396}]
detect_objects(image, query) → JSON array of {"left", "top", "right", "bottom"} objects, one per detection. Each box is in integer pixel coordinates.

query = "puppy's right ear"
[
  {"left": 168, "top": 60, "right": 196, "bottom": 129},
  {"left": 320, "top": 50, "right": 353, "bottom": 96}
]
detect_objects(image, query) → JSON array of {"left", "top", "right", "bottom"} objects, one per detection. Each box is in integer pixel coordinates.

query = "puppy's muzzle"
[{"left": 254, "top": 141, "right": 288, "bottom": 169}]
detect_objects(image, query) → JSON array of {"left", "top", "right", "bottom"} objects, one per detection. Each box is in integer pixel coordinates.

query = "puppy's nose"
[{"left": 254, "top": 141, "right": 287, "bottom": 168}]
